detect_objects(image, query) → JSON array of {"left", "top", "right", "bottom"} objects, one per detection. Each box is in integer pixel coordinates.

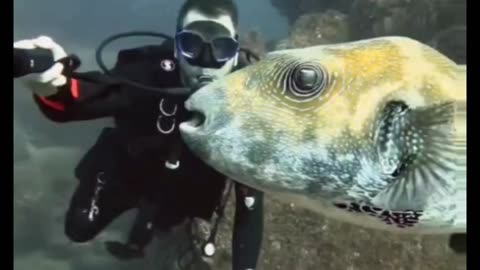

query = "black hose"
[
  {"left": 14, "top": 31, "right": 261, "bottom": 97},
  {"left": 95, "top": 31, "right": 174, "bottom": 75},
  {"left": 95, "top": 31, "right": 191, "bottom": 96},
  {"left": 96, "top": 31, "right": 261, "bottom": 70},
  {"left": 94, "top": 31, "right": 261, "bottom": 96}
]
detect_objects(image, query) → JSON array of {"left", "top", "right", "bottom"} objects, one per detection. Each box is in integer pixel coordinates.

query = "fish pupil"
[
  {"left": 289, "top": 63, "right": 327, "bottom": 97},
  {"left": 294, "top": 68, "right": 320, "bottom": 92}
]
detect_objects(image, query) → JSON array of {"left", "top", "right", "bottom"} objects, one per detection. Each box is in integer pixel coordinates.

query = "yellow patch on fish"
[
  {"left": 221, "top": 36, "right": 465, "bottom": 144},
  {"left": 333, "top": 39, "right": 404, "bottom": 82},
  {"left": 225, "top": 64, "right": 313, "bottom": 139}
]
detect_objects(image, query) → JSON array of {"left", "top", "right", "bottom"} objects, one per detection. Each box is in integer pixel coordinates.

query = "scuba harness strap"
[
  {"left": 203, "top": 179, "right": 234, "bottom": 256},
  {"left": 178, "top": 179, "right": 234, "bottom": 269}
]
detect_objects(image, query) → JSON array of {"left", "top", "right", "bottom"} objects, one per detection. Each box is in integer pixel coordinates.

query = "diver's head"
[{"left": 174, "top": 0, "right": 239, "bottom": 90}]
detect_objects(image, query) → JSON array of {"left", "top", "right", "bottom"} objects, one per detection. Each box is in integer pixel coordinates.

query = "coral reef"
[
  {"left": 270, "top": 0, "right": 353, "bottom": 24},
  {"left": 270, "top": 0, "right": 466, "bottom": 63},
  {"left": 288, "top": 10, "right": 350, "bottom": 48}
]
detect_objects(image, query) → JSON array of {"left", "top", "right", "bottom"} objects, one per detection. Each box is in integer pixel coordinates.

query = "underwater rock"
[
  {"left": 268, "top": 0, "right": 465, "bottom": 65},
  {"left": 435, "top": 0, "right": 466, "bottom": 30},
  {"left": 347, "top": 0, "right": 467, "bottom": 61},
  {"left": 288, "top": 10, "right": 350, "bottom": 48},
  {"left": 239, "top": 31, "right": 268, "bottom": 62},
  {"left": 429, "top": 25, "right": 466, "bottom": 64},
  {"left": 269, "top": 10, "right": 350, "bottom": 50},
  {"left": 212, "top": 195, "right": 466, "bottom": 270},
  {"left": 270, "top": 0, "right": 354, "bottom": 24},
  {"left": 347, "top": 0, "right": 465, "bottom": 42},
  {"left": 348, "top": 0, "right": 440, "bottom": 42},
  {"left": 266, "top": 38, "right": 288, "bottom": 51}
]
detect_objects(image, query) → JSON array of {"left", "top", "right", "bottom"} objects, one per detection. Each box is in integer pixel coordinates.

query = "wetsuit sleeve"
[
  {"left": 32, "top": 71, "right": 129, "bottom": 123},
  {"left": 232, "top": 182, "right": 264, "bottom": 270}
]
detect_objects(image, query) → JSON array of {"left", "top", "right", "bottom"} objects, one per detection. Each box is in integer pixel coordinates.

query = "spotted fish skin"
[{"left": 180, "top": 36, "right": 466, "bottom": 234}]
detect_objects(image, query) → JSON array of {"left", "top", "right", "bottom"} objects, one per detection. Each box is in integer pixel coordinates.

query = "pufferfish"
[{"left": 179, "top": 36, "right": 466, "bottom": 236}]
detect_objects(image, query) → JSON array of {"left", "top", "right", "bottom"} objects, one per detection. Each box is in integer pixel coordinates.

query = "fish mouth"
[{"left": 180, "top": 101, "right": 207, "bottom": 134}]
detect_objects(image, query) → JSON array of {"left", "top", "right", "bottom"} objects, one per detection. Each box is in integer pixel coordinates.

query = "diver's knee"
[
  {"left": 65, "top": 225, "right": 95, "bottom": 243},
  {"left": 64, "top": 209, "right": 99, "bottom": 243},
  {"left": 65, "top": 230, "right": 93, "bottom": 243}
]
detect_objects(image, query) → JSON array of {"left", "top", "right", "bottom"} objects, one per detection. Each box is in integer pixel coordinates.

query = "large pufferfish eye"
[{"left": 288, "top": 62, "right": 328, "bottom": 98}]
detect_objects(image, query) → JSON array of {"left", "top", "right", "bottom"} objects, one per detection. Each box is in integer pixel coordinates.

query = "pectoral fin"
[{"left": 373, "top": 102, "right": 466, "bottom": 211}]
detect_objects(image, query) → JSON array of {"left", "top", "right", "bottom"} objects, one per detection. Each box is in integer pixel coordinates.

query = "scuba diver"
[{"left": 13, "top": 0, "right": 264, "bottom": 269}]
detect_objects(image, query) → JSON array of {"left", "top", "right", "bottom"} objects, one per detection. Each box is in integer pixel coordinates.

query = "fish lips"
[
  {"left": 180, "top": 100, "right": 207, "bottom": 134},
  {"left": 180, "top": 79, "right": 232, "bottom": 153},
  {"left": 180, "top": 76, "right": 214, "bottom": 134}
]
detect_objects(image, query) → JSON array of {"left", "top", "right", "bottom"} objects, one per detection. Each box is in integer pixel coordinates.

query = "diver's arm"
[
  {"left": 14, "top": 36, "right": 130, "bottom": 122},
  {"left": 32, "top": 73, "right": 128, "bottom": 122},
  {"left": 32, "top": 44, "right": 178, "bottom": 123},
  {"left": 232, "top": 182, "right": 264, "bottom": 270}
]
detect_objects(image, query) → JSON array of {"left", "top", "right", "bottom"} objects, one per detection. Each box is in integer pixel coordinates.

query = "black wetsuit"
[{"left": 32, "top": 42, "right": 263, "bottom": 270}]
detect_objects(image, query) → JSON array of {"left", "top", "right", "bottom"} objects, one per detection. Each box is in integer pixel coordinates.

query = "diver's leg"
[
  {"left": 105, "top": 159, "right": 175, "bottom": 260},
  {"left": 181, "top": 173, "right": 228, "bottom": 252},
  {"left": 104, "top": 199, "right": 158, "bottom": 260},
  {"left": 64, "top": 170, "right": 141, "bottom": 243},
  {"left": 232, "top": 183, "right": 264, "bottom": 270},
  {"left": 174, "top": 175, "right": 228, "bottom": 270},
  {"left": 126, "top": 199, "right": 157, "bottom": 247},
  {"left": 65, "top": 127, "right": 141, "bottom": 242}
]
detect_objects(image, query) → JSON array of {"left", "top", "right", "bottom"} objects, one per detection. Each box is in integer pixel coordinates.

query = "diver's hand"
[{"left": 14, "top": 36, "right": 68, "bottom": 96}]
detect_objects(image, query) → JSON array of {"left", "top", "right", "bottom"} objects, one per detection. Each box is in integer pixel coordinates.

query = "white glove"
[{"left": 14, "top": 36, "right": 68, "bottom": 96}]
